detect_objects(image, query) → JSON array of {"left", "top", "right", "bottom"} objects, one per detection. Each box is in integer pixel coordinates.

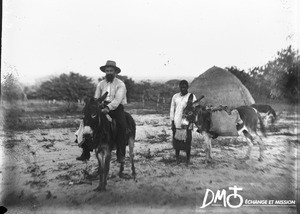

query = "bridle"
[
  {"left": 83, "top": 99, "right": 111, "bottom": 145},
  {"left": 183, "top": 95, "right": 208, "bottom": 133}
]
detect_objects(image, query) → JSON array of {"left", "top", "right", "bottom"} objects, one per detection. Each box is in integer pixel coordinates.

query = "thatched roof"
[{"left": 189, "top": 66, "right": 255, "bottom": 108}]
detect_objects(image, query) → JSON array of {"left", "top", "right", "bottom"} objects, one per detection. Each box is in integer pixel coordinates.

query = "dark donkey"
[
  {"left": 82, "top": 92, "right": 136, "bottom": 191},
  {"left": 183, "top": 96, "right": 266, "bottom": 163}
]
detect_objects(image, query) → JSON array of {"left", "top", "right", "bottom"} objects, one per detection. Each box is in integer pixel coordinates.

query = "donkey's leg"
[
  {"left": 253, "top": 134, "right": 265, "bottom": 162},
  {"left": 116, "top": 147, "right": 125, "bottom": 178},
  {"left": 128, "top": 136, "right": 136, "bottom": 179},
  {"left": 241, "top": 130, "right": 253, "bottom": 160},
  {"left": 202, "top": 132, "right": 212, "bottom": 163},
  {"left": 186, "top": 150, "right": 191, "bottom": 165},
  {"left": 103, "top": 151, "right": 111, "bottom": 189},
  {"left": 119, "top": 162, "right": 125, "bottom": 178},
  {"left": 185, "top": 130, "right": 192, "bottom": 165},
  {"left": 95, "top": 146, "right": 111, "bottom": 191},
  {"left": 95, "top": 149, "right": 104, "bottom": 191},
  {"left": 264, "top": 117, "right": 268, "bottom": 127},
  {"left": 175, "top": 149, "right": 180, "bottom": 164}
]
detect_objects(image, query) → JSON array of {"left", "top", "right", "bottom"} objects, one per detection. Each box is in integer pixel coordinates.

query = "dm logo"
[{"left": 200, "top": 186, "right": 244, "bottom": 208}]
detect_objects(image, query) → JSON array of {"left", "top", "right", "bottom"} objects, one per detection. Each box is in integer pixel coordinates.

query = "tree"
[
  {"left": 226, "top": 66, "right": 268, "bottom": 98},
  {"left": 165, "top": 79, "right": 181, "bottom": 90},
  {"left": 1, "top": 73, "right": 27, "bottom": 101},
  {"left": 226, "top": 66, "right": 252, "bottom": 88},
  {"left": 228, "top": 46, "right": 299, "bottom": 103},
  {"left": 260, "top": 46, "right": 299, "bottom": 102},
  {"left": 284, "top": 60, "right": 300, "bottom": 102},
  {"left": 116, "top": 75, "right": 136, "bottom": 103},
  {"left": 37, "top": 72, "right": 95, "bottom": 101},
  {"left": 131, "top": 80, "right": 177, "bottom": 107}
]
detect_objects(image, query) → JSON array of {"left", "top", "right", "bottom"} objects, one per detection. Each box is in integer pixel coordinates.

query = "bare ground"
[{"left": 0, "top": 110, "right": 299, "bottom": 214}]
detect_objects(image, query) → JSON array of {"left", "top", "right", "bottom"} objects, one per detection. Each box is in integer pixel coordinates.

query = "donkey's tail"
[{"left": 125, "top": 112, "right": 136, "bottom": 140}]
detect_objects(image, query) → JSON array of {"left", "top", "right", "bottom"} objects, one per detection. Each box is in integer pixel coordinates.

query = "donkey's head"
[
  {"left": 183, "top": 95, "right": 211, "bottom": 132},
  {"left": 82, "top": 92, "right": 108, "bottom": 137},
  {"left": 183, "top": 95, "right": 205, "bottom": 123}
]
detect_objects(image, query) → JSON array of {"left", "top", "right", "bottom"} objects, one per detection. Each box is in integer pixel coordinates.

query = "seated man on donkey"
[
  {"left": 170, "top": 80, "right": 196, "bottom": 164},
  {"left": 75, "top": 60, "right": 128, "bottom": 164}
]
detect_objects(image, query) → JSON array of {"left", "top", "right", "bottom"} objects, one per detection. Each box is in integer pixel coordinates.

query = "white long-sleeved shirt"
[
  {"left": 94, "top": 78, "right": 127, "bottom": 110},
  {"left": 170, "top": 92, "right": 197, "bottom": 128}
]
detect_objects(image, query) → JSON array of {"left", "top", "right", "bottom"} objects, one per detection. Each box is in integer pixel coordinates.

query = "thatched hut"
[{"left": 189, "top": 66, "right": 255, "bottom": 108}]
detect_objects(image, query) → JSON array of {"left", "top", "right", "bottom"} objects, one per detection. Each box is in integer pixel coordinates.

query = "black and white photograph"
[{"left": 1, "top": 0, "right": 299, "bottom": 213}]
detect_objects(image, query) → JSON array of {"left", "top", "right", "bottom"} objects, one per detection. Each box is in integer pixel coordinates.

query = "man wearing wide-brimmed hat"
[{"left": 76, "top": 60, "right": 127, "bottom": 162}]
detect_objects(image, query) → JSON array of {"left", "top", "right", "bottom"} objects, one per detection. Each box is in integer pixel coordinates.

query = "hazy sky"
[{"left": 2, "top": 0, "right": 299, "bottom": 85}]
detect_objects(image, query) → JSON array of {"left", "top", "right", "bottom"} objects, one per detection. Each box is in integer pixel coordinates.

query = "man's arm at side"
[
  {"left": 107, "top": 82, "right": 126, "bottom": 110},
  {"left": 170, "top": 94, "right": 176, "bottom": 122}
]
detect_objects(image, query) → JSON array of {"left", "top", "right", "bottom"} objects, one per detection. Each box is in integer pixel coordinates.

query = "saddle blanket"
[{"left": 209, "top": 109, "right": 242, "bottom": 136}]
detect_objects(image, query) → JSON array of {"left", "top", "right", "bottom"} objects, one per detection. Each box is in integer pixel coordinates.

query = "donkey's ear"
[
  {"left": 187, "top": 93, "right": 194, "bottom": 105},
  {"left": 192, "top": 95, "right": 205, "bottom": 107},
  {"left": 97, "top": 92, "right": 108, "bottom": 103}
]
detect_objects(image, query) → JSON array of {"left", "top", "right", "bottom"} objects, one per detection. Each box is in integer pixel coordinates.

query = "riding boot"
[
  {"left": 76, "top": 140, "right": 91, "bottom": 161},
  {"left": 76, "top": 148, "right": 90, "bottom": 161}
]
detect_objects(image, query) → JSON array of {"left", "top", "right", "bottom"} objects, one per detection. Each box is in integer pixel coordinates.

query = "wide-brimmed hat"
[{"left": 100, "top": 60, "right": 121, "bottom": 74}]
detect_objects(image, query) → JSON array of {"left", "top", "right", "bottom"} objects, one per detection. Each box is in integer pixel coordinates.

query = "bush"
[
  {"left": 2, "top": 106, "right": 37, "bottom": 131},
  {"left": 36, "top": 72, "right": 95, "bottom": 101},
  {"left": 1, "top": 73, "right": 27, "bottom": 101}
]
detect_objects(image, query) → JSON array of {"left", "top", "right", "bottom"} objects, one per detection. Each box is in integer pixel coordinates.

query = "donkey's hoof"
[
  {"left": 185, "top": 160, "right": 191, "bottom": 166},
  {"left": 132, "top": 173, "right": 137, "bottom": 180}
]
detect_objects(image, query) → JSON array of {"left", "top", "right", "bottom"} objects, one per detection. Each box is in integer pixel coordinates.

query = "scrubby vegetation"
[
  {"left": 226, "top": 46, "right": 299, "bottom": 103},
  {"left": 3, "top": 46, "right": 299, "bottom": 106},
  {"left": 1, "top": 46, "right": 298, "bottom": 131}
]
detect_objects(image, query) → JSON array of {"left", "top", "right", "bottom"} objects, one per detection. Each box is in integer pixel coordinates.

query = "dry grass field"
[{"left": 0, "top": 100, "right": 298, "bottom": 213}]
